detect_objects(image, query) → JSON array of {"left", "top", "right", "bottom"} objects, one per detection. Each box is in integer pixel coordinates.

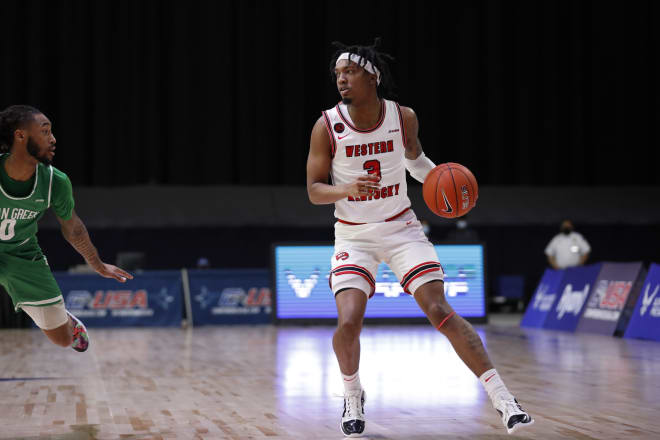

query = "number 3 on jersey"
[
  {"left": 0, "top": 219, "right": 16, "bottom": 240},
  {"left": 363, "top": 160, "right": 381, "bottom": 179}
]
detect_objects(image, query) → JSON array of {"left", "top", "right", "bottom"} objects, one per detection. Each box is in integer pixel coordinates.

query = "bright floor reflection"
[{"left": 276, "top": 325, "right": 484, "bottom": 415}]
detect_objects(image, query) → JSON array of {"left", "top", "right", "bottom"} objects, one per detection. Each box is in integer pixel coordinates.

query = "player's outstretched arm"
[
  {"left": 307, "top": 117, "right": 380, "bottom": 204},
  {"left": 57, "top": 211, "right": 134, "bottom": 283}
]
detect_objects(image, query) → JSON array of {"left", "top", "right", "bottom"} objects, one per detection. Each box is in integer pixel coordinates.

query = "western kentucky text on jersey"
[
  {"left": 323, "top": 100, "right": 411, "bottom": 223},
  {"left": 348, "top": 183, "right": 400, "bottom": 202},
  {"left": 345, "top": 140, "right": 394, "bottom": 158}
]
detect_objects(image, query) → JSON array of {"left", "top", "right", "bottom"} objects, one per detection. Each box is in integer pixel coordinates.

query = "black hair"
[
  {"left": 329, "top": 38, "right": 396, "bottom": 99},
  {"left": 0, "top": 105, "right": 42, "bottom": 153}
]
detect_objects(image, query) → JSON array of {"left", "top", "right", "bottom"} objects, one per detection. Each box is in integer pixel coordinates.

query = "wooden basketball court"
[{"left": 1, "top": 318, "right": 658, "bottom": 439}]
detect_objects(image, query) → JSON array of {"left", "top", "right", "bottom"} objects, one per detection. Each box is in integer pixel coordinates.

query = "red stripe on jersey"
[
  {"left": 322, "top": 111, "right": 337, "bottom": 157},
  {"left": 395, "top": 102, "right": 407, "bottom": 149},
  {"left": 337, "top": 207, "right": 410, "bottom": 226},
  {"left": 336, "top": 100, "right": 386, "bottom": 133}
]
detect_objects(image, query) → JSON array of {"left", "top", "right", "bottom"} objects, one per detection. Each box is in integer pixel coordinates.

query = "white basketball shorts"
[{"left": 330, "top": 209, "right": 444, "bottom": 298}]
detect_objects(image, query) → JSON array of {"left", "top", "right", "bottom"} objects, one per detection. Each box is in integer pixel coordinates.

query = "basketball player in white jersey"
[{"left": 306, "top": 40, "right": 533, "bottom": 437}]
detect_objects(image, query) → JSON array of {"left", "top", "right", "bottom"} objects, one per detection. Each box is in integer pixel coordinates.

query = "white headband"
[{"left": 336, "top": 52, "right": 381, "bottom": 85}]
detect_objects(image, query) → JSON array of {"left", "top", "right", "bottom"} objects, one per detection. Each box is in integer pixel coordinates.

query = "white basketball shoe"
[{"left": 341, "top": 389, "right": 366, "bottom": 437}]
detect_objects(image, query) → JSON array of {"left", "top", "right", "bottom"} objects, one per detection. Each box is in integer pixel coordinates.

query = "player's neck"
[
  {"left": 346, "top": 96, "right": 382, "bottom": 130},
  {"left": 4, "top": 151, "right": 37, "bottom": 181}
]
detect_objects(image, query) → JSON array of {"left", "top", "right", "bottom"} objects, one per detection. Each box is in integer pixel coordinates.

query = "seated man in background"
[{"left": 545, "top": 219, "right": 591, "bottom": 269}]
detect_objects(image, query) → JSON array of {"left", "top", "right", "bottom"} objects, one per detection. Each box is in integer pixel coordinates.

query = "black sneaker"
[
  {"left": 495, "top": 398, "right": 534, "bottom": 434},
  {"left": 341, "top": 389, "right": 366, "bottom": 437}
]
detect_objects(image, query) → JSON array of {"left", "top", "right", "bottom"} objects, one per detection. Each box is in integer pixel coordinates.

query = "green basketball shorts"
[{"left": 0, "top": 245, "right": 63, "bottom": 312}]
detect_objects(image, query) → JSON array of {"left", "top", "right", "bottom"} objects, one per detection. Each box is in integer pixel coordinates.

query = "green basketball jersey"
[{"left": 0, "top": 153, "right": 74, "bottom": 254}]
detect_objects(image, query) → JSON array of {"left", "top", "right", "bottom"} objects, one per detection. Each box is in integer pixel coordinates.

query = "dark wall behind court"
[{"left": 0, "top": 0, "right": 658, "bottom": 187}]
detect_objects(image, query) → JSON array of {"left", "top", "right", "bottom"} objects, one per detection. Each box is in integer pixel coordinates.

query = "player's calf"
[{"left": 23, "top": 301, "right": 72, "bottom": 347}]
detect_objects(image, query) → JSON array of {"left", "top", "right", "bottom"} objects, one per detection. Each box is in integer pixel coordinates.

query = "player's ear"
[{"left": 14, "top": 129, "right": 25, "bottom": 142}]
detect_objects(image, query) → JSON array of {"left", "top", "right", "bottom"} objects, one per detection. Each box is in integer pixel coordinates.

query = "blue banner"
[
  {"left": 273, "top": 244, "right": 486, "bottom": 320},
  {"left": 188, "top": 269, "right": 272, "bottom": 325},
  {"left": 576, "top": 262, "right": 643, "bottom": 335},
  {"left": 543, "top": 263, "right": 602, "bottom": 332},
  {"left": 624, "top": 263, "right": 660, "bottom": 342},
  {"left": 56, "top": 271, "right": 182, "bottom": 327},
  {"left": 520, "top": 268, "right": 565, "bottom": 328}
]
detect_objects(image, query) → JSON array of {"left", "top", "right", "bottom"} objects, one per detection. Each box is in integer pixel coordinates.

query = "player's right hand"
[{"left": 345, "top": 175, "right": 381, "bottom": 198}]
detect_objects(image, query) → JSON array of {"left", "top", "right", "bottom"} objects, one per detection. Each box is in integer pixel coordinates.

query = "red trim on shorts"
[
  {"left": 332, "top": 264, "right": 376, "bottom": 285},
  {"left": 402, "top": 261, "right": 439, "bottom": 282},
  {"left": 337, "top": 207, "right": 410, "bottom": 225},
  {"left": 403, "top": 267, "right": 442, "bottom": 294},
  {"left": 331, "top": 264, "right": 376, "bottom": 298}
]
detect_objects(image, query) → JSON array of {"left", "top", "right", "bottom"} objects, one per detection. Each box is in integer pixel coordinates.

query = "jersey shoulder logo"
[{"left": 334, "top": 122, "right": 345, "bottom": 134}]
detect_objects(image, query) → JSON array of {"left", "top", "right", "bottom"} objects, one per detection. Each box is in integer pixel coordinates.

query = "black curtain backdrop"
[{"left": 0, "top": 0, "right": 658, "bottom": 186}]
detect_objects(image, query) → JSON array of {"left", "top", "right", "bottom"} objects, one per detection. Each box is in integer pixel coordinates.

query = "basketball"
[{"left": 422, "top": 163, "right": 479, "bottom": 218}]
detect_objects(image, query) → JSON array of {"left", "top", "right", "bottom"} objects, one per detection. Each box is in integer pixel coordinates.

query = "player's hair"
[
  {"left": 0, "top": 105, "right": 42, "bottom": 153},
  {"left": 329, "top": 38, "right": 396, "bottom": 99}
]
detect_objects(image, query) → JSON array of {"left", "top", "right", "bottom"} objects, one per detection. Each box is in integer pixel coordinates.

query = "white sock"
[
  {"left": 479, "top": 369, "right": 514, "bottom": 403},
  {"left": 342, "top": 370, "right": 362, "bottom": 395}
]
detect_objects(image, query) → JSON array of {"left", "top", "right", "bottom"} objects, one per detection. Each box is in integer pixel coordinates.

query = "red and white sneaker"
[{"left": 67, "top": 311, "right": 89, "bottom": 352}]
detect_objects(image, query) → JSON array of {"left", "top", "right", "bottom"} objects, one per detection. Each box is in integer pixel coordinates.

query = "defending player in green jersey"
[{"left": 0, "top": 105, "right": 133, "bottom": 352}]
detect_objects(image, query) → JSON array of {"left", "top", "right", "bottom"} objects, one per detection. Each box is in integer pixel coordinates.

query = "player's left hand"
[{"left": 95, "top": 263, "right": 134, "bottom": 283}]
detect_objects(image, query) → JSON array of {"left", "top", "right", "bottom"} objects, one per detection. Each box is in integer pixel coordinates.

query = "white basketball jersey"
[{"left": 322, "top": 99, "right": 411, "bottom": 224}]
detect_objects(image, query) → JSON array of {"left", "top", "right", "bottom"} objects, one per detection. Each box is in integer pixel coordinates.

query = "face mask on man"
[{"left": 561, "top": 227, "right": 573, "bottom": 235}]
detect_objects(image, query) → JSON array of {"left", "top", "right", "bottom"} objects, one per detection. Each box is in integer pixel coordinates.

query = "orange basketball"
[{"left": 422, "top": 163, "right": 479, "bottom": 218}]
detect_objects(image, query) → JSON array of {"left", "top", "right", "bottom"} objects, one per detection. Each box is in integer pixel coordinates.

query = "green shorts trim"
[{"left": 0, "top": 249, "right": 63, "bottom": 312}]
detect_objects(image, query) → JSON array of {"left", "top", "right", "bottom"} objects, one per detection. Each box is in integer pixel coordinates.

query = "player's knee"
[
  {"left": 425, "top": 301, "right": 453, "bottom": 322},
  {"left": 337, "top": 320, "right": 362, "bottom": 340}
]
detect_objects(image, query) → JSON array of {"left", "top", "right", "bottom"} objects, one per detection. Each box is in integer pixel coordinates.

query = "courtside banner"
[
  {"left": 273, "top": 244, "right": 486, "bottom": 320},
  {"left": 543, "top": 263, "right": 602, "bottom": 332},
  {"left": 56, "top": 271, "right": 182, "bottom": 327},
  {"left": 520, "top": 268, "right": 565, "bottom": 328},
  {"left": 576, "top": 262, "right": 644, "bottom": 335},
  {"left": 188, "top": 269, "right": 271, "bottom": 325},
  {"left": 624, "top": 263, "right": 660, "bottom": 342}
]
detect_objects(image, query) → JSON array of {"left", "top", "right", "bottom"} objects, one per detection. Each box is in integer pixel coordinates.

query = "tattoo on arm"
[{"left": 61, "top": 214, "right": 102, "bottom": 269}]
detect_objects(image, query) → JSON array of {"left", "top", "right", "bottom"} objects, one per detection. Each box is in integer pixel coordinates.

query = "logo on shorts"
[
  {"left": 334, "top": 122, "right": 345, "bottom": 134},
  {"left": 335, "top": 251, "right": 349, "bottom": 261}
]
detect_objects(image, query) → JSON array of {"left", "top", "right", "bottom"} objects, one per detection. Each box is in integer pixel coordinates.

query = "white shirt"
[
  {"left": 322, "top": 99, "right": 411, "bottom": 224},
  {"left": 544, "top": 232, "right": 591, "bottom": 269}
]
